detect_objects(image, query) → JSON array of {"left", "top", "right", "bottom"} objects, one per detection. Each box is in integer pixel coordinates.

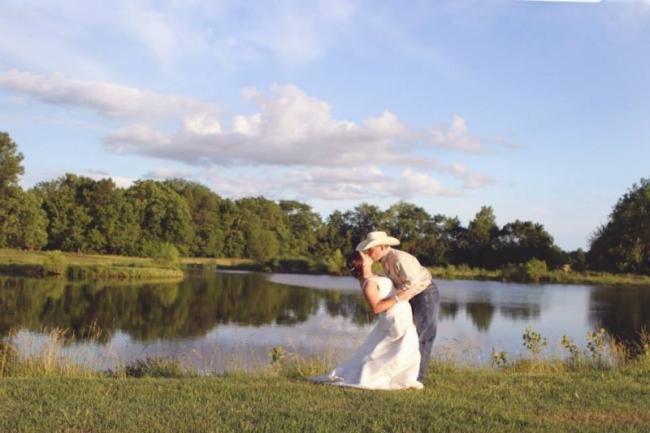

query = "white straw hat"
[{"left": 355, "top": 231, "right": 400, "bottom": 251}]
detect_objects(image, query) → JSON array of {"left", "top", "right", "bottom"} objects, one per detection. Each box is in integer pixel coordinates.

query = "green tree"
[
  {"left": 588, "top": 178, "right": 650, "bottom": 274},
  {"left": 36, "top": 174, "right": 93, "bottom": 252},
  {"left": 344, "top": 203, "right": 385, "bottom": 247},
  {"left": 314, "top": 210, "right": 353, "bottom": 258},
  {"left": 163, "top": 179, "right": 224, "bottom": 257},
  {"left": 465, "top": 206, "right": 499, "bottom": 268},
  {"left": 236, "top": 197, "right": 290, "bottom": 257},
  {"left": 279, "top": 200, "right": 322, "bottom": 257},
  {"left": 127, "top": 180, "right": 195, "bottom": 255},
  {"left": 0, "top": 132, "right": 24, "bottom": 196},
  {"left": 247, "top": 229, "right": 280, "bottom": 263},
  {"left": 5, "top": 189, "right": 48, "bottom": 250},
  {"left": 424, "top": 214, "right": 467, "bottom": 266},
  {"left": 219, "top": 199, "right": 247, "bottom": 257},
  {"left": 495, "top": 220, "right": 562, "bottom": 268},
  {"left": 383, "top": 202, "right": 432, "bottom": 250},
  {"left": 0, "top": 132, "right": 47, "bottom": 250}
]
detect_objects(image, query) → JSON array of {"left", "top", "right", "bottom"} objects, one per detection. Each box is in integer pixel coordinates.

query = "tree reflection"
[
  {"left": 439, "top": 302, "right": 459, "bottom": 320},
  {"left": 498, "top": 304, "right": 541, "bottom": 320},
  {"left": 588, "top": 286, "right": 650, "bottom": 350},
  {"left": 0, "top": 271, "right": 378, "bottom": 342},
  {"left": 465, "top": 303, "right": 495, "bottom": 332}
]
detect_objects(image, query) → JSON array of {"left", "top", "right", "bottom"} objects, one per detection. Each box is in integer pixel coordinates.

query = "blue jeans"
[{"left": 409, "top": 282, "right": 439, "bottom": 381}]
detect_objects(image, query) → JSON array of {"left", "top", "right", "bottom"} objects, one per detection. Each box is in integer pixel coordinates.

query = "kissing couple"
[{"left": 311, "top": 231, "right": 440, "bottom": 390}]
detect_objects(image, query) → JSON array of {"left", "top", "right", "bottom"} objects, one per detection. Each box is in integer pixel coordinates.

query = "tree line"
[{"left": 1, "top": 132, "right": 648, "bottom": 274}]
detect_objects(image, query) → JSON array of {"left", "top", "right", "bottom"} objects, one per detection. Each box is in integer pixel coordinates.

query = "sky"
[{"left": 1, "top": 0, "right": 649, "bottom": 251}]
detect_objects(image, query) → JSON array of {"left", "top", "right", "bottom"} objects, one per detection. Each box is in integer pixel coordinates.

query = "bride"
[{"left": 310, "top": 251, "right": 423, "bottom": 390}]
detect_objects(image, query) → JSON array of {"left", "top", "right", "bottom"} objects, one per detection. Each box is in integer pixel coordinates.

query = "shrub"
[
  {"left": 525, "top": 258, "right": 548, "bottom": 283},
  {"left": 151, "top": 243, "right": 180, "bottom": 269},
  {"left": 501, "top": 263, "right": 525, "bottom": 282},
  {"left": 43, "top": 250, "right": 67, "bottom": 276},
  {"left": 586, "top": 328, "right": 609, "bottom": 368},
  {"left": 325, "top": 249, "right": 345, "bottom": 275},
  {"left": 522, "top": 326, "right": 547, "bottom": 357}
]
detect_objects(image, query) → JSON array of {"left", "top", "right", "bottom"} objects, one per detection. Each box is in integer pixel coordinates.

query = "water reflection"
[
  {"left": 0, "top": 271, "right": 370, "bottom": 342},
  {"left": 1, "top": 270, "right": 650, "bottom": 367},
  {"left": 589, "top": 286, "right": 650, "bottom": 346},
  {"left": 465, "top": 303, "right": 495, "bottom": 332}
]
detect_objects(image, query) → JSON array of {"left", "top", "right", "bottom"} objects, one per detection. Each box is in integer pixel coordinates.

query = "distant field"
[
  {"left": 429, "top": 264, "right": 650, "bottom": 287},
  {"left": 181, "top": 256, "right": 254, "bottom": 266},
  {"left": 0, "top": 249, "right": 183, "bottom": 280}
]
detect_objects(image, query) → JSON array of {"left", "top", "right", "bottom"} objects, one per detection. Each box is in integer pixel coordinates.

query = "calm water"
[{"left": 1, "top": 269, "right": 649, "bottom": 371}]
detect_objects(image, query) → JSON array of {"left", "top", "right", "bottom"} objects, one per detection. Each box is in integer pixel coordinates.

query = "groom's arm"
[
  {"left": 363, "top": 280, "right": 415, "bottom": 314},
  {"left": 393, "top": 253, "right": 431, "bottom": 297}
]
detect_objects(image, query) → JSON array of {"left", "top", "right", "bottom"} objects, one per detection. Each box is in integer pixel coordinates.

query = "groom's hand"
[{"left": 397, "top": 287, "right": 418, "bottom": 302}]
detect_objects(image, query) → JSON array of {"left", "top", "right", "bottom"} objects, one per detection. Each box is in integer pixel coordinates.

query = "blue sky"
[{"left": 1, "top": 0, "right": 649, "bottom": 251}]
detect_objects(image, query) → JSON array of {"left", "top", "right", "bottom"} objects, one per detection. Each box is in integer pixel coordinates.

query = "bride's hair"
[{"left": 346, "top": 251, "right": 365, "bottom": 279}]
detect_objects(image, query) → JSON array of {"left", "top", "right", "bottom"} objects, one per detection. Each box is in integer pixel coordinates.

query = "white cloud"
[
  {"left": 0, "top": 70, "right": 219, "bottom": 121},
  {"left": 203, "top": 165, "right": 460, "bottom": 201},
  {"left": 144, "top": 167, "right": 194, "bottom": 180},
  {"left": 85, "top": 170, "right": 135, "bottom": 188},
  {"left": 427, "top": 115, "right": 482, "bottom": 153},
  {"left": 102, "top": 83, "right": 484, "bottom": 169},
  {"left": 3, "top": 70, "right": 499, "bottom": 200},
  {"left": 438, "top": 163, "right": 495, "bottom": 189}
]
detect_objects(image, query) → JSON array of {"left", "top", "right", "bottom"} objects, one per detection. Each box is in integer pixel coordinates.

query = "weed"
[
  {"left": 121, "top": 357, "right": 188, "bottom": 378},
  {"left": 522, "top": 326, "right": 547, "bottom": 357}
]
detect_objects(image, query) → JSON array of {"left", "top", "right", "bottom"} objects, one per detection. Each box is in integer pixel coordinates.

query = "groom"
[{"left": 356, "top": 231, "right": 439, "bottom": 381}]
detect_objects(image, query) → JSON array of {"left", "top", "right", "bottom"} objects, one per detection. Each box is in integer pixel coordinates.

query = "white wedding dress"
[{"left": 310, "top": 276, "right": 423, "bottom": 390}]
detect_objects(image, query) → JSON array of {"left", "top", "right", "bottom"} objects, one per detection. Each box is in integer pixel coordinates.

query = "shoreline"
[{"left": 2, "top": 248, "right": 650, "bottom": 287}]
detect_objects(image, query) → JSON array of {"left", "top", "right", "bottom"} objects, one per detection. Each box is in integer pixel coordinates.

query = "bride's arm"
[{"left": 362, "top": 281, "right": 415, "bottom": 314}]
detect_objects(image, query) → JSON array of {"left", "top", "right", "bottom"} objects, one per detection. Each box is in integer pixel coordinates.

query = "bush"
[
  {"left": 525, "top": 258, "right": 548, "bottom": 283},
  {"left": 325, "top": 249, "right": 345, "bottom": 275},
  {"left": 501, "top": 263, "right": 525, "bottom": 282},
  {"left": 151, "top": 243, "right": 180, "bottom": 269},
  {"left": 43, "top": 250, "right": 67, "bottom": 276}
]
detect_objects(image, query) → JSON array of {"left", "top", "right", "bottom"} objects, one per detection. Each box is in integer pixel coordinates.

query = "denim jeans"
[{"left": 409, "top": 282, "right": 439, "bottom": 381}]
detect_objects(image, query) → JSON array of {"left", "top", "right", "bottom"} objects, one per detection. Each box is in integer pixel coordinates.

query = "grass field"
[
  {"left": 429, "top": 264, "right": 650, "bottom": 287},
  {"left": 0, "top": 249, "right": 183, "bottom": 280},
  {"left": 1, "top": 327, "right": 649, "bottom": 433},
  {"left": 1, "top": 369, "right": 649, "bottom": 433}
]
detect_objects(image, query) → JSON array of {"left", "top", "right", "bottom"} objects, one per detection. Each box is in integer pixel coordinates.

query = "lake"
[{"left": 1, "top": 268, "right": 649, "bottom": 371}]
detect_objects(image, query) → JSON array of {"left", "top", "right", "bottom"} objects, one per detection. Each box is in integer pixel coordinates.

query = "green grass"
[
  {"left": 0, "top": 249, "right": 183, "bottom": 280},
  {"left": 4, "top": 248, "right": 650, "bottom": 286},
  {"left": 1, "top": 329, "right": 649, "bottom": 432},
  {"left": 429, "top": 264, "right": 650, "bottom": 287},
  {"left": 181, "top": 257, "right": 255, "bottom": 267},
  {"left": 1, "top": 370, "right": 649, "bottom": 433}
]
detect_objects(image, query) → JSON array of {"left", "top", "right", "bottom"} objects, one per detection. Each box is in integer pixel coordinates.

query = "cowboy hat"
[{"left": 355, "top": 231, "right": 400, "bottom": 251}]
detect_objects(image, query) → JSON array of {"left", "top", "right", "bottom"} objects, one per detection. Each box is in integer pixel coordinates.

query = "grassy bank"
[
  {"left": 0, "top": 249, "right": 183, "bottom": 280},
  {"left": 1, "top": 328, "right": 649, "bottom": 432},
  {"left": 429, "top": 264, "right": 650, "bottom": 287},
  {"left": 4, "top": 248, "right": 650, "bottom": 286},
  {"left": 1, "top": 369, "right": 649, "bottom": 432},
  {"left": 185, "top": 253, "right": 650, "bottom": 287}
]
